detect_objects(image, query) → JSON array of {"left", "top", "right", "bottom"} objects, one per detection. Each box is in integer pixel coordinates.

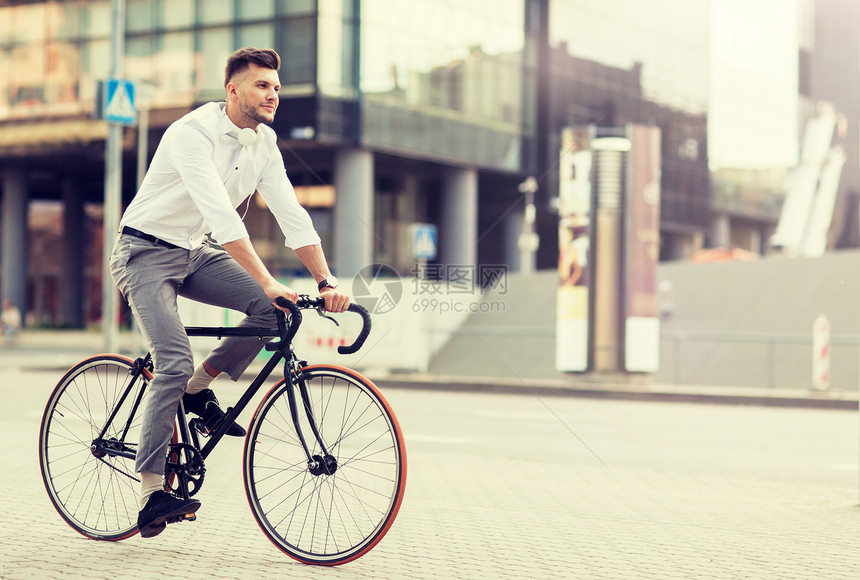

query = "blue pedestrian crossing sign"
[
  {"left": 410, "top": 223, "right": 437, "bottom": 260},
  {"left": 104, "top": 78, "right": 137, "bottom": 125}
]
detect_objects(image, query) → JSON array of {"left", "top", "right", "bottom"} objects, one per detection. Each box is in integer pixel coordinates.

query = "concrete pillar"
[
  {"left": 503, "top": 209, "right": 524, "bottom": 272},
  {"left": 62, "top": 178, "right": 85, "bottom": 328},
  {"left": 333, "top": 148, "right": 373, "bottom": 279},
  {"left": 749, "top": 228, "right": 762, "bottom": 254},
  {"left": 1, "top": 168, "right": 29, "bottom": 320},
  {"left": 440, "top": 168, "right": 478, "bottom": 269},
  {"left": 712, "top": 213, "right": 731, "bottom": 248}
]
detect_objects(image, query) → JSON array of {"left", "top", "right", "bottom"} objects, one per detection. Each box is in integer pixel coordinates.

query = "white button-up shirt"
[{"left": 120, "top": 101, "right": 321, "bottom": 250}]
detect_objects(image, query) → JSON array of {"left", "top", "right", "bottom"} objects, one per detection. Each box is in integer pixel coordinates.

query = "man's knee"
[
  {"left": 153, "top": 352, "right": 194, "bottom": 385},
  {"left": 247, "top": 295, "right": 277, "bottom": 320}
]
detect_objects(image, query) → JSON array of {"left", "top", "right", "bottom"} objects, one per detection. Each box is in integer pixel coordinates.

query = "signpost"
[
  {"left": 104, "top": 78, "right": 137, "bottom": 126},
  {"left": 410, "top": 223, "right": 438, "bottom": 281},
  {"left": 410, "top": 223, "right": 438, "bottom": 261},
  {"left": 102, "top": 0, "right": 131, "bottom": 353}
]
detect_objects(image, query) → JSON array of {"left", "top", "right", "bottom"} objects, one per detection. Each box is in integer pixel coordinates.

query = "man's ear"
[{"left": 226, "top": 83, "right": 239, "bottom": 102}]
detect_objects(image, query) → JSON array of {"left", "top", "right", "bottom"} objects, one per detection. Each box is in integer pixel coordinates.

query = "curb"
[
  {"left": 369, "top": 373, "right": 860, "bottom": 410},
  {"left": 3, "top": 344, "right": 857, "bottom": 411}
]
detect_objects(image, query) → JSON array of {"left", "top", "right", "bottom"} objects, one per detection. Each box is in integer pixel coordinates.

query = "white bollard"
[{"left": 812, "top": 313, "right": 830, "bottom": 391}]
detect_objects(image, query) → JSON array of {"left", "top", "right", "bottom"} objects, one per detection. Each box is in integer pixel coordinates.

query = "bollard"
[{"left": 812, "top": 313, "right": 830, "bottom": 391}]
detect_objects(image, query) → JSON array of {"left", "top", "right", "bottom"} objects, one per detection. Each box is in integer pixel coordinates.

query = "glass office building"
[
  {"left": 547, "top": 0, "right": 712, "bottom": 259},
  {"left": 1, "top": 0, "right": 817, "bottom": 326},
  {"left": 0, "top": 0, "right": 539, "bottom": 326}
]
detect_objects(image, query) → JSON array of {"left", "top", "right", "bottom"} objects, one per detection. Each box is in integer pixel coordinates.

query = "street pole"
[
  {"left": 136, "top": 93, "right": 149, "bottom": 189},
  {"left": 102, "top": 0, "right": 126, "bottom": 352},
  {"left": 518, "top": 176, "right": 539, "bottom": 275}
]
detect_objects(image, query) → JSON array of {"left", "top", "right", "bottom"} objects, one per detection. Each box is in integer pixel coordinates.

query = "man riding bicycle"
[{"left": 110, "top": 47, "right": 349, "bottom": 538}]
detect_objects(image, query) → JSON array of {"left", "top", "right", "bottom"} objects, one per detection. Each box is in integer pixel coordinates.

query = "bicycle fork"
[{"left": 286, "top": 364, "right": 338, "bottom": 476}]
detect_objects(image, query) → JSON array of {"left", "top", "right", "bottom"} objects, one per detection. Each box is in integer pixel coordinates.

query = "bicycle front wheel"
[
  {"left": 244, "top": 365, "right": 407, "bottom": 566},
  {"left": 39, "top": 355, "right": 153, "bottom": 540}
]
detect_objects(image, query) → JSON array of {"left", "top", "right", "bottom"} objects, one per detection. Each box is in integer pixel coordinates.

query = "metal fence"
[
  {"left": 429, "top": 324, "right": 860, "bottom": 390},
  {"left": 658, "top": 330, "right": 860, "bottom": 390}
]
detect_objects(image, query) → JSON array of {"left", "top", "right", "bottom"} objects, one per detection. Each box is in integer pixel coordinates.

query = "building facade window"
[
  {"left": 318, "top": 0, "right": 357, "bottom": 98},
  {"left": 0, "top": 0, "right": 358, "bottom": 119},
  {"left": 548, "top": 0, "right": 712, "bottom": 243},
  {"left": 82, "top": 1, "right": 111, "bottom": 38},
  {"left": 359, "top": 0, "right": 531, "bottom": 170},
  {"left": 279, "top": 0, "right": 315, "bottom": 15},
  {"left": 549, "top": 0, "right": 709, "bottom": 115},
  {"left": 239, "top": 0, "right": 276, "bottom": 21},
  {"left": 127, "top": 0, "right": 157, "bottom": 34},
  {"left": 199, "top": 0, "right": 234, "bottom": 26},
  {"left": 158, "top": 30, "right": 195, "bottom": 98},
  {"left": 198, "top": 27, "right": 233, "bottom": 96},
  {"left": 161, "top": 0, "right": 194, "bottom": 29},
  {"left": 47, "top": 3, "right": 80, "bottom": 41},
  {"left": 126, "top": 35, "right": 157, "bottom": 84},
  {"left": 237, "top": 24, "right": 275, "bottom": 56},
  {"left": 279, "top": 17, "right": 316, "bottom": 85}
]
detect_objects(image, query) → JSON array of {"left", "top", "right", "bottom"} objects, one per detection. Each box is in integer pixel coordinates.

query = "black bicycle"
[{"left": 38, "top": 295, "right": 407, "bottom": 566}]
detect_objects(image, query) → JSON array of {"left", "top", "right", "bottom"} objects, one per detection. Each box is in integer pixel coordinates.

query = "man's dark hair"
[{"left": 224, "top": 47, "right": 281, "bottom": 87}]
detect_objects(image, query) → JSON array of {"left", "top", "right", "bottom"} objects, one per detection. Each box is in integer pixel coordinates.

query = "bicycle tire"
[
  {"left": 243, "top": 365, "right": 407, "bottom": 565},
  {"left": 39, "top": 354, "right": 157, "bottom": 540}
]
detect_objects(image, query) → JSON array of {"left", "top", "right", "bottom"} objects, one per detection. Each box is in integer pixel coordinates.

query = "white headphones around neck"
[{"left": 238, "top": 127, "right": 263, "bottom": 147}]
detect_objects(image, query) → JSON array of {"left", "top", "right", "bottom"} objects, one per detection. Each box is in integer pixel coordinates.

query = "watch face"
[{"left": 320, "top": 276, "right": 339, "bottom": 290}]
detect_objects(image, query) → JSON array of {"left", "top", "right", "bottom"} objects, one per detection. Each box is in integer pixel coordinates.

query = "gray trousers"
[{"left": 109, "top": 234, "right": 276, "bottom": 474}]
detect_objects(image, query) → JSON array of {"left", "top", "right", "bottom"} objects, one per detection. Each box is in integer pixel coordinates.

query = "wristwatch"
[{"left": 318, "top": 276, "right": 339, "bottom": 292}]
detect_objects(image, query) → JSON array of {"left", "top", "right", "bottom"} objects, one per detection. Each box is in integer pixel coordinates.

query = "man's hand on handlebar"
[
  {"left": 320, "top": 287, "right": 350, "bottom": 313},
  {"left": 264, "top": 281, "right": 298, "bottom": 312}
]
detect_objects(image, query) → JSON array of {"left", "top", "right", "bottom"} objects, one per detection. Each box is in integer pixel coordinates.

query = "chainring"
[{"left": 165, "top": 442, "right": 206, "bottom": 497}]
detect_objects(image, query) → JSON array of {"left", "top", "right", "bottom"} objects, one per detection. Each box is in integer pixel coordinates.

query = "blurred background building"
[{"left": 0, "top": 0, "right": 858, "bottom": 328}]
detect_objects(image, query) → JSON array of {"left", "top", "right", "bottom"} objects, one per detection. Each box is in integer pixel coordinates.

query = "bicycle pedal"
[
  {"left": 190, "top": 418, "right": 211, "bottom": 437},
  {"left": 165, "top": 513, "right": 197, "bottom": 524}
]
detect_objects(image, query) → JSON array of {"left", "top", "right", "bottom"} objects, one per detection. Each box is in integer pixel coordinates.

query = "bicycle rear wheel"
[
  {"left": 39, "top": 355, "right": 154, "bottom": 540},
  {"left": 244, "top": 365, "right": 407, "bottom": 566}
]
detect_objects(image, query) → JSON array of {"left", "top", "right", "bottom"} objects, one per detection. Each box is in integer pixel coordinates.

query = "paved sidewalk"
[
  {"left": 2, "top": 329, "right": 857, "bottom": 409},
  {"left": 6, "top": 371, "right": 860, "bottom": 580}
]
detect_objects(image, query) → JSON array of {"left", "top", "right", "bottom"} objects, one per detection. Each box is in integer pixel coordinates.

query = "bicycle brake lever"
[
  {"left": 298, "top": 294, "right": 340, "bottom": 326},
  {"left": 315, "top": 308, "right": 340, "bottom": 327}
]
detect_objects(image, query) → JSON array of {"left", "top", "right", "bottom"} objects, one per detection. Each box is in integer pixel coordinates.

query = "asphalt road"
[{"left": 2, "top": 368, "right": 859, "bottom": 579}]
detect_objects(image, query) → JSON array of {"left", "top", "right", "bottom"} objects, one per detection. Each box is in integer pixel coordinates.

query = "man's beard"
[{"left": 240, "top": 99, "right": 274, "bottom": 126}]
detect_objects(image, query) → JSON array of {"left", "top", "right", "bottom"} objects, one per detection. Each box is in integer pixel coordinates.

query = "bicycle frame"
[
  {"left": 92, "top": 295, "right": 371, "bottom": 496},
  {"left": 183, "top": 325, "right": 289, "bottom": 460},
  {"left": 93, "top": 329, "right": 293, "bottom": 450}
]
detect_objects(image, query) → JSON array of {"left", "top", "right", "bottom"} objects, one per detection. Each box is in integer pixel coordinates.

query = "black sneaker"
[
  {"left": 137, "top": 491, "right": 201, "bottom": 538},
  {"left": 182, "top": 389, "right": 246, "bottom": 437}
]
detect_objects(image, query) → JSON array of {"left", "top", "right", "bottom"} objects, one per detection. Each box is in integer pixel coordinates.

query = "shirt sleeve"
[
  {"left": 166, "top": 120, "right": 249, "bottom": 245},
  {"left": 256, "top": 143, "right": 322, "bottom": 249}
]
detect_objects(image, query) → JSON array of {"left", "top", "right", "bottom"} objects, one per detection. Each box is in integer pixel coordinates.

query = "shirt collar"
[{"left": 219, "top": 102, "right": 242, "bottom": 139}]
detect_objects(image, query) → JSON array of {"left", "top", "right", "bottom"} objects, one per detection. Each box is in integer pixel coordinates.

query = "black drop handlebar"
[{"left": 274, "top": 295, "right": 372, "bottom": 355}]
